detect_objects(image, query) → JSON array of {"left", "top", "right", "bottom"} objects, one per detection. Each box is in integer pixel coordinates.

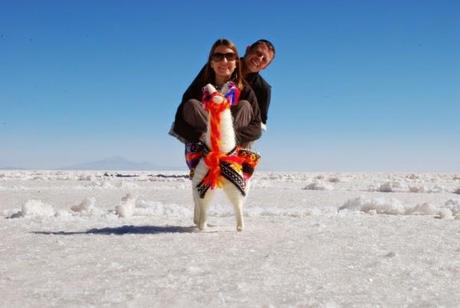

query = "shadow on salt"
[{"left": 33, "top": 224, "right": 197, "bottom": 235}]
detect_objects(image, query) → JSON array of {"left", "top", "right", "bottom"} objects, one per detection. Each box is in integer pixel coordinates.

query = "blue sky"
[{"left": 1, "top": 0, "right": 459, "bottom": 171}]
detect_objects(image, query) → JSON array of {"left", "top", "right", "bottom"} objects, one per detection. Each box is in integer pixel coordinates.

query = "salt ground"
[{"left": 1, "top": 170, "right": 460, "bottom": 307}]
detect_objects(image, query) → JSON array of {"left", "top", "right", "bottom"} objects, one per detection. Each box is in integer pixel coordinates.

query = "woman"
[{"left": 171, "top": 38, "right": 262, "bottom": 146}]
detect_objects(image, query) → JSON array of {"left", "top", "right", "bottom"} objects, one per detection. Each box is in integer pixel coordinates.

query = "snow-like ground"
[{"left": 1, "top": 170, "right": 460, "bottom": 307}]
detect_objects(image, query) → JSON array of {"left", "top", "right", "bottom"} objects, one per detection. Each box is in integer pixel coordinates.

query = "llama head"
[{"left": 202, "top": 84, "right": 225, "bottom": 104}]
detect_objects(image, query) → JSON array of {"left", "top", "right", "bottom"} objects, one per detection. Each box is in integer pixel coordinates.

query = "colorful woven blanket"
[{"left": 185, "top": 143, "right": 261, "bottom": 198}]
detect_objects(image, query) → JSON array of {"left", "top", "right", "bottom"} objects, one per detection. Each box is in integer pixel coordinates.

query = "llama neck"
[{"left": 205, "top": 106, "right": 236, "bottom": 154}]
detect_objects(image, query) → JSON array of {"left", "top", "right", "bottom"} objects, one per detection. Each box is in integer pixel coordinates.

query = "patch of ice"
[
  {"left": 409, "top": 185, "right": 426, "bottom": 193},
  {"left": 55, "top": 209, "right": 73, "bottom": 219},
  {"left": 115, "top": 193, "right": 137, "bottom": 218},
  {"left": 438, "top": 208, "right": 454, "bottom": 219},
  {"left": 78, "top": 174, "right": 96, "bottom": 181},
  {"left": 375, "top": 181, "right": 408, "bottom": 193},
  {"left": 70, "top": 197, "right": 103, "bottom": 216},
  {"left": 444, "top": 199, "right": 460, "bottom": 218},
  {"left": 303, "top": 181, "right": 333, "bottom": 191},
  {"left": 8, "top": 200, "right": 56, "bottom": 218},
  {"left": 340, "top": 196, "right": 406, "bottom": 215},
  {"left": 405, "top": 202, "right": 439, "bottom": 216},
  {"left": 340, "top": 196, "right": 460, "bottom": 219},
  {"left": 428, "top": 185, "right": 445, "bottom": 193},
  {"left": 328, "top": 177, "right": 341, "bottom": 183}
]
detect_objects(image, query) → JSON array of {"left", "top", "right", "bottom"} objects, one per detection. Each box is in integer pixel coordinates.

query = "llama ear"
[{"left": 203, "top": 83, "right": 217, "bottom": 94}]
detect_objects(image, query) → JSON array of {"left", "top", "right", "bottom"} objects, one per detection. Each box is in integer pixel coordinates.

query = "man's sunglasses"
[{"left": 212, "top": 52, "right": 237, "bottom": 62}]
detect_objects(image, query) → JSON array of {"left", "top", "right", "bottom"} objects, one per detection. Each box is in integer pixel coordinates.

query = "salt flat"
[{"left": 1, "top": 170, "right": 459, "bottom": 307}]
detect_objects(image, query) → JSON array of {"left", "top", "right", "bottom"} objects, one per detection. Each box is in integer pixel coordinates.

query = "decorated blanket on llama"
[{"left": 185, "top": 142, "right": 261, "bottom": 198}]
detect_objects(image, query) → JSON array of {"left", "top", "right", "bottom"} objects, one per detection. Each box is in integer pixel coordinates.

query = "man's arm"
[
  {"left": 235, "top": 86, "right": 262, "bottom": 144},
  {"left": 247, "top": 74, "right": 271, "bottom": 125},
  {"left": 260, "top": 84, "right": 271, "bottom": 125},
  {"left": 256, "top": 76, "right": 271, "bottom": 125}
]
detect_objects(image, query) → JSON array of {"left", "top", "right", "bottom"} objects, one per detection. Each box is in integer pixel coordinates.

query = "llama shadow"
[{"left": 33, "top": 225, "right": 197, "bottom": 236}]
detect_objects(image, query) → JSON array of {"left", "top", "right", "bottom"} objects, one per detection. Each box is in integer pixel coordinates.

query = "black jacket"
[
  {"left": 245, "top": 72, "right": 272, "bottom": 124},
  {"left": 182, "top": 64, "right": 272, "bottom": 124},
  {"left": 171, "top": 76, "right": 262, "bottom": 144}
]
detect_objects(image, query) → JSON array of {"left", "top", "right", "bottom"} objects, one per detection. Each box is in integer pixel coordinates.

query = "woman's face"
[{"left": 210, "top": 45, "right": 237, "bottom": 81}]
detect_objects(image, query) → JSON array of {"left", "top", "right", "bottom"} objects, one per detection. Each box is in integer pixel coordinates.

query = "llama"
[{"left": 190, "top": 82, "right": 260, "bottom": 231}]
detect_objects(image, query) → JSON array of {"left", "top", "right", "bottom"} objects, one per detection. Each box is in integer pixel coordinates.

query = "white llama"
[{"left": 192, "top": 83, "right": 251, "bottom": 232}]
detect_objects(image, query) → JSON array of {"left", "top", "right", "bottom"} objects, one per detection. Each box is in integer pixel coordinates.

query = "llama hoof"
[
  {"left": 237, "top": 225, "right": 244, "bottom": 232},
  {"left": 198, "top": 223, "right": 207, "bottom": 231}
]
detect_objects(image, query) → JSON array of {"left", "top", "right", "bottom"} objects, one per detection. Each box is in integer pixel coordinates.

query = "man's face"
[{"left": 244, "top": 44, "right": 274, "bottom": 73}]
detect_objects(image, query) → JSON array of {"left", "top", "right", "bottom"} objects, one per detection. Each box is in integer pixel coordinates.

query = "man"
[
  {"left": 239, "top": 39, "right": 276, "bottom": 130},
  {"left": 170, "top": 39, "right": 276, "bottom": 145}
]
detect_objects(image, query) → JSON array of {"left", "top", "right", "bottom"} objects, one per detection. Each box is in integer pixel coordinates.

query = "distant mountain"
[
  {"left": 0, "top": 166, "right": 26, "bottom": 170},
  {"left": 59, "top": 156, "right": 165, "bottom": 171}
]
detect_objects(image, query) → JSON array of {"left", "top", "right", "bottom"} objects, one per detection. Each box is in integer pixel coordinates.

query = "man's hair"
[{"left": 249, "top": 39, "right": 276, "bottom": 59}]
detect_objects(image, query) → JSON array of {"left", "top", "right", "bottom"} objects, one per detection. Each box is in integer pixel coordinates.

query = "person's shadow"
[{"left": 33, "top": 225, "right": 197, "bottom": 236}]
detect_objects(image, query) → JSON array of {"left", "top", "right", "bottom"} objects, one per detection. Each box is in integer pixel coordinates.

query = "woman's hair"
[{"left": 201, "top": 38, "right": 244, "bottom": 90}]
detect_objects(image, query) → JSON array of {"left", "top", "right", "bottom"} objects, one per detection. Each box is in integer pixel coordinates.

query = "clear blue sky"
[{"left": 1, "top": 0, "right": 459, "bottom": 171}]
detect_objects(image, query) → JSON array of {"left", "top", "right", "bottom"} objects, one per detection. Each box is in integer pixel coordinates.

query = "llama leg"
[
  {"left": 193, "top": 188, "right": 201, "bottom": 226},
  {"left": 234, "top": 199, "right": 244, "bottom": 232},
  {"left": 223, "top": 181, "right": 245, "bottom": 232},
  {"left": 196, "top": 190, "right": 214, "bottom": 231},
  {"left": 192, "top": 185, "right": 211, "bottom": 230},
  {"left": 192, "top": 161, "right": 209, "bottom": 228}
]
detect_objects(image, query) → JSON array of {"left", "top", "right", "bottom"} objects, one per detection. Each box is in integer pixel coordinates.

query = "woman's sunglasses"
[{"left": 212, "top": 52, "right": 237, "bottom": 62}]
